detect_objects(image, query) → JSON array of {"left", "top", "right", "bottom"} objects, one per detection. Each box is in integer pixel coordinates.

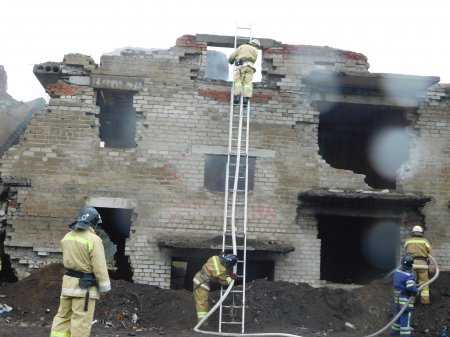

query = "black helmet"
[
  {"left": 220, "top": 254, "right": 238, "bottom": 267},
  {"left": 69, "top": 207, "right": 102, "bottom": 230},
  {"left": 401, "top": 254, "right": 414, "bottom": 271}
]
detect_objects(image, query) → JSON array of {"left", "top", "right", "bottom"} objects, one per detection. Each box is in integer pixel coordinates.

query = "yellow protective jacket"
[
  {"left": 193, "top": 255, "right": 233, "bottom": 291},
  {"left": 404, "top": 236, "right": 432, "bottom": 259},
  {"left": 228, "top": 44, "right": 258, "bottom": 65},
  {"left": 60, "top": 227, "right": 111, "bottom": 300}
]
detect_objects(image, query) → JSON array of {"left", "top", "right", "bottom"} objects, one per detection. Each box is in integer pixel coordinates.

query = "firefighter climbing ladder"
[
  {"left": 193, "top": 27, "right": 441, "bottom": 337},
  {"left": 218, "top": 26, "right": 253, "bottom": 334}
]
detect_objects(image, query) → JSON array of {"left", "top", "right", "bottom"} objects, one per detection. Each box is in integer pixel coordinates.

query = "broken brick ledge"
[
  {"left": 298, "top": 188, "right": 432, "bottom": 208},
  {"left": 157, "top": 235, "right": 294, "bottom": 254}
]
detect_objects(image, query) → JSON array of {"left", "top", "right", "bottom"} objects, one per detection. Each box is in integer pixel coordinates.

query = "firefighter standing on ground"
[
  {"left": 50, "top": 207, "right": 111, "bottom": 337},
  {"left": 193, "top": 254, "right": 238, "bottom": 322},
  {"left": 404, "top": 225, "right": 432, "bottom": 304},
  {"left": 228, "top": 39, "right": 261, "bottom": 103},
  {"left": 391, "top": 254, "right": 419, "bottom": 337}
]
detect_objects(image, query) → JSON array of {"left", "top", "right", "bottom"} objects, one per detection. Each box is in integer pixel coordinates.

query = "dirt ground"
[{"left": 0, "top": 264, "right": 449, "bottom": 337}]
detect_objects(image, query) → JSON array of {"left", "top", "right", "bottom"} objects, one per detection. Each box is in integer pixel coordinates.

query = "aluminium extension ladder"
[{"left": 219, "top": 26, "right": 253, "bottom": 334}]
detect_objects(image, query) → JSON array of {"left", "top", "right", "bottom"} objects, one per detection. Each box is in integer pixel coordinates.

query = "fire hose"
[
  {"left": 194, "top": 255, "right": 439, "bottom": 337},
  {"left": 362, "top": 254, "right": 439, "bottom": 337}
]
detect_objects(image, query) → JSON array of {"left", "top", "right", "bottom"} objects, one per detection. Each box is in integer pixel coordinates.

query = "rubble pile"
[{"left": 0, "top": 264, "right": 449, "bottom": 336}]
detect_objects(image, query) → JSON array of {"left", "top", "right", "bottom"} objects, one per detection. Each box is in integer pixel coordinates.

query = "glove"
[
  {"left": 235, "top": 59, "right": 243, "bottom": 66},
  {"left": 230, "top": 273, "right": 238, "bottom": 280}
]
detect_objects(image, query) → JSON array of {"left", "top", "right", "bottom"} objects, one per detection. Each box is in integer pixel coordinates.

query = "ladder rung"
[
  {"left": 224, "top": 228, "right": 246, "bottom": 233},
  {"left": 222, "top": 305, "right": 243, "bottom": 309},
  {"left": 227, "top": 215, "right": 245, "bottom": 219},
  {"left": 221, "top": 321, "right": 243, "bottom": 325},
  {"left": 225, "top": 245, "right": 245, "bottom": 249},
  {"left": 231, "top": 290, "right": 244, "bottom": 293}
]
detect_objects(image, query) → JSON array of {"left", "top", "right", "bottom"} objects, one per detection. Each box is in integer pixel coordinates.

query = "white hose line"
[
  {"left": 194, "top": 255, "right": 439, "bottom": 337},
  {"left": 361, "top": 255, "right": 440, "bottom": 337},
  {"left": 194, "top": 279, "right": 302, "bottom": 337}
]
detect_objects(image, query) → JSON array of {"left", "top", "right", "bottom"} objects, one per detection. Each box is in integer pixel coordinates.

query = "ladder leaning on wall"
[{"left": 219, "top": 26, "right": 253, "bottom": 334}]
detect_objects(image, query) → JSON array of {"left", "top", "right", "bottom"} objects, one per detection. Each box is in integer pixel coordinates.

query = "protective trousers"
[
  {"left": 193, "top": 286, "right": 209, "bottom": 322},
  {"left": 50, "top": 296, "right": 96, "bottom": 337},
  {"left": 414, "top": 260, "right": 430, "bottom": 304},
  {"left": 391, "top": 296, "right": 414, "bottom": 337},
  {"left": 233, "top": 65, "right": 255, "bottom": 98}
]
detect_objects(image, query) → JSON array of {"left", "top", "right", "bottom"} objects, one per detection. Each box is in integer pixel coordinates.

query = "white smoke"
[{"left": 369, "top": 127, "right": 410, "bottom": 181}]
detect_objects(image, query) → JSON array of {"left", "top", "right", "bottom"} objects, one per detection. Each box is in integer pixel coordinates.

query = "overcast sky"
[{"left": 0, "top": 0, "right": 449, "bottom": 102}]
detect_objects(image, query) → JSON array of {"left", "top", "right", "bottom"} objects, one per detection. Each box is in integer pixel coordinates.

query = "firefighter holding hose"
[
  {"left": 193, "top": 254, "right": 238, "bottom": 323},
  {"left": 404, "top": 225, "right": 432, "bottom": 304},
  {"left": 391, "top": 255, "right": 419, "bottom": 337}
]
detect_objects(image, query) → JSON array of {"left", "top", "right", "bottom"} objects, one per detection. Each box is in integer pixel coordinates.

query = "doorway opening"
[
  {"left": 170, "top": 253, "right": 274, "bottom": 291},
  {"left": 0, "top": 188, "right": 17, "bottom": 283},
  {"left": 317, "top": 215, "right": 399, "bottom": 284},
  {"left": 96, "top": 207, "right": 133, "bottom": 281}
]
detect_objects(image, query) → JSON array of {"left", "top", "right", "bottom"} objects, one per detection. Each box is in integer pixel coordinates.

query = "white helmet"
[
  {"left": 250, "top": 39, "right": 261, "bottom": 48},
  {"left": 412, "top": 225, "right": 424, "bottom": 235}
]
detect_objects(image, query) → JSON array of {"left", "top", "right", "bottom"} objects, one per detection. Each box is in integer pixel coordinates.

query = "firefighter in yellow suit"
[
  {"left": 228, "top": 39, "right": 261, "bottom": 103},
  {"left": 193, "top": 254, "right": 238, "bottom": 323},
  {"left": 50, "top": 207, "right": 111, "bottom": 337},
  {"left": 404, "top": 225, "right": 432, "bottom": 304}
]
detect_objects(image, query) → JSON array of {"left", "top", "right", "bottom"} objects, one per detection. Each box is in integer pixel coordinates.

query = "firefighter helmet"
[
  {"left": 412, "top": 225, "right": 424, "bottom": 235},
  {"left": 401, "top": 254, "right": 414, "bottom": 271},
  {"left": 69, "top": 207, "right": 102, "bottom": 230},
  {"left": 250, "top": 39, "right": 261, "bottom": 49},
  {"left": 220, "top": 254, "right": 238, "bottom": 267}
]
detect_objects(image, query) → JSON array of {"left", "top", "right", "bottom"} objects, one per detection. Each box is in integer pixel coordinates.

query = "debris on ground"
[
  {"left": 0, "top": 303, "right": 13, "bottom": 316},
  {"left": 0, "top": 264, "right": 449, "bottom": 337}
]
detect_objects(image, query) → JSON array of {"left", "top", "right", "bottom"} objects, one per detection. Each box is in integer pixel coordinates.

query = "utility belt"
[{"left": 65, "top": 269, "right": 97, "bottom": 311}]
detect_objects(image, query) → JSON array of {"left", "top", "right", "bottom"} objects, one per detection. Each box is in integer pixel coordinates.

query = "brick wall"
[
  {"left": 1, "top": 35, "right": 448, "bottom": 287},
  {"left": 399, "top": 84, "right": 450, "bottom": 268}
]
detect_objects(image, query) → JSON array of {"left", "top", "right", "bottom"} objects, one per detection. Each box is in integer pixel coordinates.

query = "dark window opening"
[
  {"left": 96, "top": 89, "right": 136, "bottom": 148},
  {"left": 170, "top": 254, "right": 274, "bottom": 291},
  {"left": 318, "top": 102, "right": 411, "bottom": 189},
  {"left": 318, "top": 215, "right": 399, "bottom": 284},
  {"left": 206, "top": 46, "right": 262, "bottom": 82},
  {"left": 204, "top": 154, "right": 256, "bottom": 192},
  {"left": 96, "top": 207, "right": 133, "bottom": 281}
]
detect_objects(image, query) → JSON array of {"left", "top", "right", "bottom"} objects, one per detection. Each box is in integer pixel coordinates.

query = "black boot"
[
  {"left": 243, "top": 97, "right": 249, "bottom": 108},
  {"left": 233, "top": 96, "right": 240, "bottom": 105}
]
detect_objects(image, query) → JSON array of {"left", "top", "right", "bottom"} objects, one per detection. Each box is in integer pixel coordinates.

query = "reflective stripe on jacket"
[
  {"left": 404, "top": 236, "right": 431, "bottom": 259},
  {"left": 60, "top": 227, "right": 111, "bottom": 299},
  {"left": 193, "top": 255, "right": 233, "bottom": 291}
]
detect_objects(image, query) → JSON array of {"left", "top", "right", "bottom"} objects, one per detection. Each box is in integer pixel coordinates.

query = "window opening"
[
  {"left": 96, "top": 89, "right": 136, "bottom": 148},
  {"left": 204, "top": 154, "right": 256, "bottom": 192}
]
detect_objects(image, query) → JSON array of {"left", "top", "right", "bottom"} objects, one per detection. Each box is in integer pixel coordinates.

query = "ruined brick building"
[{"left": 0, "top": 34, "right": 449, "bottom": 288}]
